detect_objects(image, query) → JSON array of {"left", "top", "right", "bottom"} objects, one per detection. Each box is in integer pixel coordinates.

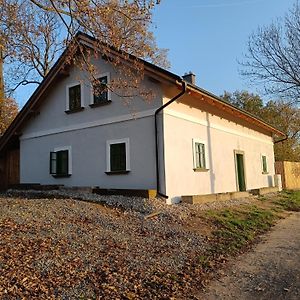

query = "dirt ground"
[{"left": 200, "top": 212, "right": 300, "bottom": 300}]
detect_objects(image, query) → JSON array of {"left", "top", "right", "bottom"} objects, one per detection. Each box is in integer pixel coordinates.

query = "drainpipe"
[
  {"left": 155, "top": 80, "right": 187, "bottom": 198},
  {"left": 274, "top": 136, "right": 288, "bottom": 144}
]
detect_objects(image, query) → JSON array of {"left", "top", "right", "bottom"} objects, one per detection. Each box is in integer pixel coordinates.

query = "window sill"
[
  {"left": 105, "top": 170, "right": 130, "bottom": 175},
  {"left": 65, "top": 107, "right": 84, "bottom": 114},
  {"left": 89, "top": 100, "right": 112, "bottom": 108},
  {"left": 52, "top": 174, "right": 72, "bottom": 178},
  {"left": 262, "top": 172, "right": 269, "bottom": 175},
  {"left": 193, "top": 168, "right": 209, "bottom": 172}
]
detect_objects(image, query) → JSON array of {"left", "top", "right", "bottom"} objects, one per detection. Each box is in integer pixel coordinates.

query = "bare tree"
[
  {"left": 0, "top": 0, "right": 167, "bottom": 108},
  {"left": 241, "top": 1, "right": 300, "bottom": 104},
  {"left": 1, "top": 2, "right": 63, "bottom": 94},
  {"left": 24, "top": 0, "right": 168, "bottom": 100}
]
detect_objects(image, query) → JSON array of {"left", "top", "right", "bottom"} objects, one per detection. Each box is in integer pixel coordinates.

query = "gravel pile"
[{"left": 4, "top": 188, "right": 255, "bottom": 219}]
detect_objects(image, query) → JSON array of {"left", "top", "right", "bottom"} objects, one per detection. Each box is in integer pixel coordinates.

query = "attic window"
[
  {"left": 90, "top": 73, "right": 111, "bottom": 108},
  {"left": 66, "top": 83, "right": 84, "bottom": 113}
]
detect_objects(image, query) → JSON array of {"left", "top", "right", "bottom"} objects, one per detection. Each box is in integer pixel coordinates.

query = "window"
[
  {"left": 192, "top": 139, "right": 208, "bottom": 171},
  {"left": 93, "top": 76, "right": 108, "bottom": 103},
  {"left": 90, "top": 73, "right": 111, "bottom": 107},
  {"left": 262, "top": 155, "right": 268, "bottom": 174},
  {"left": 110, "top": 143, "right": 126, "bottom": 171},
  {"left": 66, "top": 83, "right": 83, "bottom": 113},
  {"left": 106, "top": 138, "right": 130, "bottom": 174},
  {"left": 50, "top": 146, "right": 72, "bottom": 177}
]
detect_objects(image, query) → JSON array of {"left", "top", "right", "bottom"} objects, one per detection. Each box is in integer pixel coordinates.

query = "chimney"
[{"left": 182, "top": 71, "right": 196, "bottom": 85}]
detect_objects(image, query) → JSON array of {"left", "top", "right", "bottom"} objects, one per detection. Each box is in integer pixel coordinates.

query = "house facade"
[{"left": 0, "top": 33, "right": 284, "bottom": 203}]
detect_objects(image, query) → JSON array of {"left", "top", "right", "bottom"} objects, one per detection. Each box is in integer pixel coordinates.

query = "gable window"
[
  {"left": 193, "top": 139, "right": 208, "bottom": 171},
  {"left": 262, "top": 155, "right": 268, "bottom": 174},
  {"left": 90, "top": 73, "right": 111, "bottom": 108},
  {"left": 50, "top": 146, "right": 72, "bottom": 177},
  {"left": 106, "top": 138, "right": 130, "bottom": 174},
  {"left": 66, "top": 83, "right": 84, "bottom": 113}
]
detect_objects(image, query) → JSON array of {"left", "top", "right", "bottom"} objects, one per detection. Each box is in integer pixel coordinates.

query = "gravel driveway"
[{"left": 201, "top": 212, "right": 300, "bottom": 300}]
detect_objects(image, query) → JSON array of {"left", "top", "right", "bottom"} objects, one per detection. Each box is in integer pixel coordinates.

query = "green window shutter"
[
  {"left": 110, "top": 143, "right": 126, "bottom": 171},
  {"left": 93, "top": 76, "right": 108, "bottom": 104},
  {"left": 56, "top": 150, "right": 69, "bottom": 175},
  {"left": 69, "top": 84, "right": 81, "bottom": 110},
  {"left": 50, "top": 152, "right": 57, "bottom": 174}
]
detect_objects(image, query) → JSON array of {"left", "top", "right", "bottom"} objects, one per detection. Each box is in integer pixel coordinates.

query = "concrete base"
[
  {"left": 92, "top": 188, "right": 157, "bottom": 198},
  {"left": 250, "top": 187, "right": 279, "bottom": 196},
  {"left": 182, "top": 191, "right": 250, "bottom": 205}
]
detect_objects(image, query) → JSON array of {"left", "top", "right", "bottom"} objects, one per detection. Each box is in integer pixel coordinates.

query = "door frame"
[{"left": 234, "top": 150, "right": 247, "bottom": 192}]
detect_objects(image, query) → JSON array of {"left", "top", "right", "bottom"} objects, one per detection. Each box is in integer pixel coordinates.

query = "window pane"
[
  {"left": 50, "top": 152, "right": 57, "bottom": 174},
  {"left": 57, "top": 150, "right": 69, "bottom": 175},
  {"left": 110, "top": 143, "right": 126, "bottom": 171},
  {"left": 262, "top": 156, "right": 267, "bottom": 172},
  {"left": 69, "top": 85, "right": 81, "bottom": 110},
  {"left": 199, "top": 143, "right": 206, "bottom": 168},
  {"left": 93, "top": 76, "right": 108, "bottom": 103},
  {"left": 195, "top": 142, "right": 206, "bottom": 169}
]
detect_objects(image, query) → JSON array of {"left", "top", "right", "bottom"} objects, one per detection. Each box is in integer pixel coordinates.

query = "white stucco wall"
[
  {"left": 20, "top": 116, "right": 160, "bottom": 190},
  {"left": 20, "top": 57, "right": 166, "bottom": 192},
  {"left": 163, "top": 99, "right": 275, "bottom": 203}
]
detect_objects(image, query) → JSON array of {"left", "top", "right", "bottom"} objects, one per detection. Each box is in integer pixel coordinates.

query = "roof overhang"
[{"left": 181, "top": 83, "right": 286, "bottom": 138}]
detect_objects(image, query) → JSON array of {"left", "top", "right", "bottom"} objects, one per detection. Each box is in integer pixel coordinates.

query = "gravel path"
[{"left": 201, "top": 212, "right": 300, "bottom": 300}]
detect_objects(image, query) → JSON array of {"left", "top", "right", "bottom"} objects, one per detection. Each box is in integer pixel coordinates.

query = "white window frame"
[
  {"left": 106, "top": 138, "right": 130, "bottom": 172},
  {"left": 54, "top": 145, "right": 72, "bottom": 174},
  {"left": 66, "top": 81, "right": 84, "bottom": 111},
  {"left": 192, "top": 138, "right": 208, "bottom": 170},
  {"left": 261, "top": 154, "right": 268, "bottom": 174},
  {"left": 90, "top": 72, "right": 111, "bottom": 105}
]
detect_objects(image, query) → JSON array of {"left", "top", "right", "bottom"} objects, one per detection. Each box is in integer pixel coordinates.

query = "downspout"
[
  {"left": 155, "top": 80, "right": 187, "bottom": 198},
  {"left": 274, "top": 136, "right": 288, "bottom": 144}
]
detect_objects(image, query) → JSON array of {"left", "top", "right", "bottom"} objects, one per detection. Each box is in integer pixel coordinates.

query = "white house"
[{"left": 0, "top": 33, "right": 285, "bottom": 203}]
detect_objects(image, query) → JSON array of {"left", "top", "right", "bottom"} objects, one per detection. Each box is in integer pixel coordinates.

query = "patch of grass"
[
  {"left": 206, "top": 206, "right": 278, "bottom": 256},
  {"left": 198, "top": 255, "right": 211, "bottom": 269},
  {"left": 274, "top": 190, "right": 300, "bottom": 211}
]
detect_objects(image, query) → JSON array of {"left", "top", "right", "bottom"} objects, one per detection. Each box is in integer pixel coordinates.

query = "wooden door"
[
  {"left": 6, "top": 149, "right": 20, "bottom": 185},
  {"left": 236, "top": 153, "right": 246, "bottom": 192}
]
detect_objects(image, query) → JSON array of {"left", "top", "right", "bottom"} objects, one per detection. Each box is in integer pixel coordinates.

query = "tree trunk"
[{"left": 0, "top": 44, "right": 4, "bottom": 119}]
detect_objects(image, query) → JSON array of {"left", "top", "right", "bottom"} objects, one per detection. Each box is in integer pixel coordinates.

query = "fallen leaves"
[{"left": 0, "top": 196, "right": 208, "bottom": 299}]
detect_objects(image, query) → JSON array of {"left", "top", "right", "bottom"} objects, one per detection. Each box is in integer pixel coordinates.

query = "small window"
[
  {"left": 93, "top": 76, "right": 108, "bottom": 104},
  {"left": 193, "top": 139, "right": 208, "bottom": 171},
  {"left": 262, "top": 155, "right": 268, "bottom": 173},
  {"left": 106, "top": 138, "right": 130, "bottom": 174},
  {"left": 110, "top": 143, "right": 126, "bottom": 171},
  {"left": 50, "top": 149, "right": 71, "bottom": 177},
  {"left": 66, "top": 83, "right": 83, "bottom": 112},
  {"left": 195, "top": 142, "right": 206, "bottom": 169}
]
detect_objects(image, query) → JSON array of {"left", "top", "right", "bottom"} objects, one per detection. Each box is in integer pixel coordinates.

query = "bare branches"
[
  {"left": 240, "top": 2, "right": 300, "bottom": 103},
  {"left": 1, "top": 0, "right": 64, "bottom": 96},
  {"left": 1, "top": 0, "right": 167, "bottom": 103}
]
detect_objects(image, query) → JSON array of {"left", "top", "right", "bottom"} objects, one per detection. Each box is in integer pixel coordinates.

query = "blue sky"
[
  {"left": 15, "top": 0, "right": 295, "bottom": 106},
  {"left": 152, "top": 0, "right": 295, "bottom": 99}
]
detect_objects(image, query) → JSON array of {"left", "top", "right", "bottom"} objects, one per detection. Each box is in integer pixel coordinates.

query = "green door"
[{"left": 236, "top": 153, "right": 246, "bottom": 191}]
